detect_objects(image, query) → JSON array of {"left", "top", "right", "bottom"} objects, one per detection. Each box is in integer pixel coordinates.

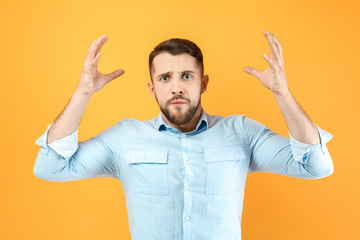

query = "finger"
[
  {"left": 263, "top": 53, "right": 282, "bottom": 72},
  {"left": 84, "top": 35, "right": 108, "bottom": 68},
  {"left": 94, "top": 35, "right": 109, "bottom": 54},
  {"left": 263, "top": 53, "right": 278, "bottom": 69},
  {"left": 265, "top": 31, "right": 284, "bottom": 65},
  {"left": 91, "top": 51, "right": 101, "bottom": 66},
  {"left": 243, "top": 66, "right": 262, "bottom": 79},
  {"left": 88, "top": 35, "right": 106, "bottom": 53},
  {"left": 263, "top": 31, "right": 280, "bottom": 62},
  {"left": 268, "top": 33, "right": 284, "bottom": 66},
  {"left": 104, "top": 69, "right": 125, "bottom": 83},
  {"left": 87, "top": 35, "right": 108, "bottom": 60},
  {"left": 268, "top": 32, "right": 282, "bottom": 54}
]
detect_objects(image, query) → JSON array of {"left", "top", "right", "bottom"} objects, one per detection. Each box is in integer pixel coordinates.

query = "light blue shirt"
[{"left": 34, "top": 109, "right": 334, "bottom": 240}]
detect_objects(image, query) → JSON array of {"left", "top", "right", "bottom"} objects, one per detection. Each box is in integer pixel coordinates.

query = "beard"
[{"left": 156, "top": 95, "right": 200, "bottom": 126}]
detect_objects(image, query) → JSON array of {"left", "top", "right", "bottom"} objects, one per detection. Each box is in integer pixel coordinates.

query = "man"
[{"left": 34, "top": 30, "right": 334, "bottom": 240}]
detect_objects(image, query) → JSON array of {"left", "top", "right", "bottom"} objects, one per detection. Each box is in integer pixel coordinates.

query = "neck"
[{"left": 161, "top": 105, "right": 203, "bottom": 133}]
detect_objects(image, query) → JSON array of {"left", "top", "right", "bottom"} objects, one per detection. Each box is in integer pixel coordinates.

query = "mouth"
[{"left": 171, "top": 100, "right": 186, "bottom": 107}]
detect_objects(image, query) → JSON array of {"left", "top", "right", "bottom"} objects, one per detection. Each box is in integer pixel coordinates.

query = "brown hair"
[{"left": 149, "top": 38, "right": 204, "bottom": 80}]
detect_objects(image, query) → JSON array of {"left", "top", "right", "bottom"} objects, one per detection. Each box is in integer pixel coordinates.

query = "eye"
[
  {"left": 160, "top": 76, "right": 169, "bottom": 81},
  {"left": 183, "top": 74, "right": 191, "bottom": 79}
]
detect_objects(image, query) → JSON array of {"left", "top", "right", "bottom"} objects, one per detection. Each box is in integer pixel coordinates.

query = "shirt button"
[
  {"left": 182, "top": 134, "right": 186, "bottom": 138},
  {"left": 306, "top": 148, "right": 311, "bottom": 153},
  {"left": 184, "top": 156, "right": 189, "bottom": 161},
  {"left": 185, "top": 185, "right": 190, "bottom": 190},
  {"left": 184, "top": 216, "right": 190, "bottom": 221}
]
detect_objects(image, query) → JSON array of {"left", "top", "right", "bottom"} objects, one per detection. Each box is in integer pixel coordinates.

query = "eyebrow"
[
  {"left": 182, "top": 70, "right": 195, "bottom": 75},
  {"left": 157, "top": 71, "right": 171, "bottom": 80},
  {"left": 156, "top": 70, "right": 195, "bottom": 79}
]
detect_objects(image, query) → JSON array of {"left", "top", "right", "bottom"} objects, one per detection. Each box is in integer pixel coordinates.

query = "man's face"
[{"left": 148, "top": 52, "right": 208, "bottom": 126}]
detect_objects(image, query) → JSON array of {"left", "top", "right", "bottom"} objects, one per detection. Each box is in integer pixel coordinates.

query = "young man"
[{"left": 34, "top": 30, "right": 334, "bottom": 240}]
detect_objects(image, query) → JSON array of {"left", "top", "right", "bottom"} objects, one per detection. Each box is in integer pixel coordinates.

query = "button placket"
[{"left": 181, "top": 134, "right": 192, "bottom": 239}]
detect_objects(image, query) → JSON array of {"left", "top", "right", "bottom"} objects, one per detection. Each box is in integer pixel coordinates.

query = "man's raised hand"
[
  {"left": 77, "top": 34, "right": 125, "bottom": 95},
  {"left": 243, "top": 31, "right": 289, "bottom": 95}
]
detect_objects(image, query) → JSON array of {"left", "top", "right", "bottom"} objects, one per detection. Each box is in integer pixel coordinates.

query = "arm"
[
  {"left": 47, "top": 34, "right": 124, "bottom": 144},
  {"left": 242, "top": 116, "right": 333, "bottom": 179},
  {"left": 243, "top": 31, "right": 334, "bottom": 178},
  {"left": 34, "top": 34, "right": 125, "bottom": 181},
  {"left": 244, "top": 30, "right": 319, "bottom": 145},
  {"left": 34, "top": 123, "right": 123, "bottom": 182},
  {"left": 273, "top": 90, "right": 320, "bottom": 144}
]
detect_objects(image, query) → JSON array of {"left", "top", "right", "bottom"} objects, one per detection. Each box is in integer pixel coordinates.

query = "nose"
[{"left": 171, "top": 78, "right": 184, "bottom": 95}]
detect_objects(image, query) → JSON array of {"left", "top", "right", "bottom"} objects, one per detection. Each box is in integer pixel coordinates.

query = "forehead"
[{"left": 152, "top": 52, "right": 200, "bottom": 75}]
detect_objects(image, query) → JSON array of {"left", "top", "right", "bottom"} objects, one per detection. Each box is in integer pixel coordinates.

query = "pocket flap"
[
  {"left": 204, "top": 146, "right": 246, "bottom": 163},
  {"left": 126, "top": 150, "right": 168, "bottom": 164}
]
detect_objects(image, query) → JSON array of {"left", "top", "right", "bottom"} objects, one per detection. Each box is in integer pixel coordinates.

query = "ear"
[
  {"left": 201, "top": 74, "right": 209, "bottom": 94},
  {"left": 147, "top": 81, "right": 156, "bottom": 99}
]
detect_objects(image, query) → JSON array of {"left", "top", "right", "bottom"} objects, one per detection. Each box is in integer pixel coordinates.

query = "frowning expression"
[{"left": 148, "top": 52, "right": 208, "bottom": 126}]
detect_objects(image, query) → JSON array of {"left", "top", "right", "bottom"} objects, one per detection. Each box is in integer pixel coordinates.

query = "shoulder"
[
  {"left": 100, "top": 116, "right": 160, "bottom": 133},
  {"left": 115, "top": 118, "right": 155, "bottom": 131},
  {"left": 97, "top": 118, "right": 143, "bottom": 137},
  {"left": 95, "top": 118, "right": 153, "bottom": 144},
  {"left": 208, "top": 113, "right": 266, "bottom": 131},
  {"left": 209, "top": 114, "right": 247, "bottom": 127},
  {"left": 225, "top": 114, "right": 265, "bottom": 126},
  {"left": 204, "top": 112, "right": 247, "bottom": 131}
]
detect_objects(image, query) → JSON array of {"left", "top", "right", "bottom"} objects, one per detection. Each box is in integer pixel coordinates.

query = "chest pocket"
[
  {"left": 127, "top": 150, "right": 169, "bottom": 195},
  {"left": 204, "top": 146, "right": 247, "bottom": 195}
]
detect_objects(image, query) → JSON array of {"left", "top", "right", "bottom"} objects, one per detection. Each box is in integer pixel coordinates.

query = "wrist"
[
  {"left": 73, "top": 88, "right": 93, "bottom": 98},
  {"left": 273, "top": 88, "right": 291, "bottom": 98}
]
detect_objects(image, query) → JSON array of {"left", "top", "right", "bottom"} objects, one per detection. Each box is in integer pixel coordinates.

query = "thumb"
[
  {"left": 104, "top": 69, "right": 125, "bottom": 83},
  {"left": 243, "top": 66, "right": 261, "bottom": 79}
]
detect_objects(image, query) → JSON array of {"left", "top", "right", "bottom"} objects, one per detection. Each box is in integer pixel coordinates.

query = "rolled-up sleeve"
[
  {"left": 33, "top": 123, "right": 121, "bottom": 182},
  {"left": 35, "top": 124, "right": 79, "bottom": 161},
  {"left": 289, "top": 123, "right": 334, "bottom": 164},
  {"left": 243, "top": 116, "right": 334, "bottom": 179}
]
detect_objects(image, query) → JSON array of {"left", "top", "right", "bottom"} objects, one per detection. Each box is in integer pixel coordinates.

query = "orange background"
[{"left": 1, "top": 0, "right": 359, "bottom": 239}]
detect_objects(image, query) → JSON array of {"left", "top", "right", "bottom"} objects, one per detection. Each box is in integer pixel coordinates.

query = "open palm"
[
  {"left": 78, "top": 34, "right": 125, "bottom": 95},
  {"left": 243, "top": 30, "right": 289, "bottom": 94}
]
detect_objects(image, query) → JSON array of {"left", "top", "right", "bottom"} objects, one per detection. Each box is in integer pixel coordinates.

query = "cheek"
[
  {"left": 193, "top": 84, "right": 202, "bottom": 97},
  {"left": 154, "top": 87, "right": 170, "bottom": 102},
  {"left": 189, "top": 89, "right": 201, "bottom": 103}
]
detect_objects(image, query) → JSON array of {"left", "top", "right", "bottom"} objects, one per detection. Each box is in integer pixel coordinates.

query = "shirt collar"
[{"left": 157, "top": 107, "right": 208, "bottom": 135}]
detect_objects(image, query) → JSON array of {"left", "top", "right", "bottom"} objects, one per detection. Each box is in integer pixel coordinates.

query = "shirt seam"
[
  {"left": 117, "top": 122, "right": 124, "bottom": 181},
  {"left": 239, "top": 116, "right": 252, "bottom": 172}
]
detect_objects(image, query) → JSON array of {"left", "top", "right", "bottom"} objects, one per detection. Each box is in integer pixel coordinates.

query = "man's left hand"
[{"left": 243, "top": 30, "right": 289, "bottom": 94}]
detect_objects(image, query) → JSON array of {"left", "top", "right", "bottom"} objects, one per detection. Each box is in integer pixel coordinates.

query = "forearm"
[
  {"left": 47, "top": 90, "right": 92, "bottom": 144},
  {"left": 273, "top": 90, "right": 320, "bottom": 145}
]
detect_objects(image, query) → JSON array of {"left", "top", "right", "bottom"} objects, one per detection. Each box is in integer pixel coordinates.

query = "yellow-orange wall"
[{"left": 1, "top": 0, "right": 359, "bottom": 239}]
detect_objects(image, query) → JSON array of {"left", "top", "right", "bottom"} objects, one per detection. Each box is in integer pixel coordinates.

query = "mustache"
[{"left": 166, "top": 96, "right": 190, "bottom": 105}]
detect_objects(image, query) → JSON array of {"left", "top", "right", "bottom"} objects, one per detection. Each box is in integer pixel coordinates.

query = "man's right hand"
[{"left": 77, "top": 34, "right": 125, "bottom": 95}]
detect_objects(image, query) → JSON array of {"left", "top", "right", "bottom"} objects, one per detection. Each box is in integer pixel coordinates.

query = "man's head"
[
  {"left": 149, "top": 38, "right": 204, "bottom": 79},
  {"left": 147, "top": 38, "right": 209, "bottom": 130}
]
